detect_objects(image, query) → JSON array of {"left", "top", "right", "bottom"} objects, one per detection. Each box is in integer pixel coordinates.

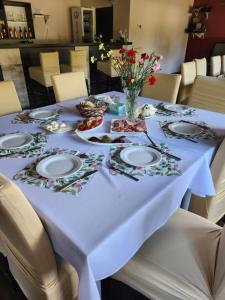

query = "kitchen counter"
[{"left": 0, "top": 40, "right": 131, "bottom": 48}]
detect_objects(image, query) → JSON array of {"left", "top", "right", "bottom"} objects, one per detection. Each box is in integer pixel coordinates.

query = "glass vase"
[{"left": 124, "top": 87, "right": 141, "bottom": 119}]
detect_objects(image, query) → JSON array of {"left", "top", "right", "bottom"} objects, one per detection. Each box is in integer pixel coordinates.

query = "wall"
[
  {"left": 113, "top": 0, "right": 130, "bottom": 40},
  {"left": 129, "top": 0, "right": 193, "bottom": 73},
  {"left": 9, "top": 0, "right": 81, "bottom": 41},
  {"left": 185, "top": 0, "right": 225, "bottom": 61},
  {"left": 81, "top": 0, "right": 111, "bottom": 7}
]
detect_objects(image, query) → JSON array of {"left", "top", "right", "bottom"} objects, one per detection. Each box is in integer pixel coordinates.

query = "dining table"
[{"left": 0, "top": 91, "right": 225, "bottom": 300}]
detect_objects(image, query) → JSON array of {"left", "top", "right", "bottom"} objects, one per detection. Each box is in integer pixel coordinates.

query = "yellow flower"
[
  {"left": 99, "top": 43, "right": 105, "bottom": 50},
  {"left": 101, "top": 53, "right": 104, "bottom": 60},
  {"left": 107, "top": 50, "right": 113, "bottom": 57},
  {"left": 90, "top": 56, "right": 96, "bottom": 63},
  {"left": 131, "top": 79, "right": 135, "bottom": 84}
]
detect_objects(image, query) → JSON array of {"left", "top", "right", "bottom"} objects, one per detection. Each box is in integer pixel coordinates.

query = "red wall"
[{"left": 185, "top": 0, "right": 225, "bottom": 61}]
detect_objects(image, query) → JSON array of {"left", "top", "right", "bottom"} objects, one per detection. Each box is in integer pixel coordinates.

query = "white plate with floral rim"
[
  {"left": 29, "top": 109, "right": 58, "bottom": 120},
  {"left": 0, "top": 133, "right": 34, "bottom": 150},
  {"left": 163, "top": 104, "right": 190, "bottom": 114},
  {"left": 36, "top": 154, "right": 82, "bottom": 179},
  {"left": 120, "top": 145, "right": 162, "bottom": 167},
  {"left": 168, "top": 121, "right": 203, "bottom": 136}
]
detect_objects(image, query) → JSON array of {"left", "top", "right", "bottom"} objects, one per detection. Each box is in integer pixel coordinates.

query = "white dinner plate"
[
  {"left": 120, "top": 146, "right": 162, "bottom": 167},
  {"left": 42, "top": 122, "right": 73, "bottom": 133},
  {"left": 0, "top": 133, "right": 33, "bottom": 150},
  {"left": 36, "top": 154, "right": 82, "bottom": 179},
  {"left": 75, "top": 130, "right": 132, "bottom": 146},
  {"left": 29, "top": 109, "right": 58, "bottom": 120},
  {"left": 168, "top": 121, "right": 203, "bottom": 136},
  {"left": 164, "top": 104, "right": 190, "bottom": 113}
]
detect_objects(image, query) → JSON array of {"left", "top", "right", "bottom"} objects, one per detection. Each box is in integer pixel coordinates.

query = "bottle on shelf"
[
  {"left": 13, "top": 27, "right": 18, "bottom": 39},
  {"left": 19, "top": 27, "right": 23, "bottom": 39},
  {"left": 8, "top": 27, "right": 14, "bottom": 39},
  {"left": 2, "top": 24, "right": 7, "bottom": 39},
  {"left": 28, "top": 27, "right": 32, "bottom": 39},
  {"left": 24, "top": 27, "right": 28, "bottom": 39},
  {"left": 0, "top": 26, "right": 4, "bottom": 39}
]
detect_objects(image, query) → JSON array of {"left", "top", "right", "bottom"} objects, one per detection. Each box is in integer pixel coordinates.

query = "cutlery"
[
  {"left": 162, "top": 124, "right": 198, "bottom": 143},
  {"left": 57, "top": 170, "right": 98, "bottom": 192},
  {"left": 147, "top": 144, "right": 182, "bottom": 161},
  {"left": 143, "top": 131, "right": 182, "bottom": 161},
  {"left": 55, "top": 104, "right": 72, "bottom": 112},
  {"left": 108, "top": 162, "right": 139, "bottom": 182},
  {"left": 0, "top": 146, "right": 42, "bottom": 158},
  {"left": 17, "top": 114, "right": 30, "bottom": 123}
]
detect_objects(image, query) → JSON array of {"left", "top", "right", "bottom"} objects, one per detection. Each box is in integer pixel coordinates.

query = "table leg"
[{"left": 180, "top": 189, "right": 192, "bottom": 210}]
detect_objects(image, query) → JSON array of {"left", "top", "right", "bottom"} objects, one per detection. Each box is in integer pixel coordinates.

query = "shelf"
[{"left": 7, "top": 20, "right": 27, "bottom": 23}]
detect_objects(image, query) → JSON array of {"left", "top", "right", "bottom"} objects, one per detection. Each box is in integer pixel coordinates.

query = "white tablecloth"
[{"left": 0, "top": 92, "right": 225, "bottom": 300}]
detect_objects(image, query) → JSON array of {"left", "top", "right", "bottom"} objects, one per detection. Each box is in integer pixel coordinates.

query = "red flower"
[
  {"left": 119, "top": 47, "right": 126, "bottom": 54},
  {"left": 139, "top": 61, "right": 144, "bottom": 66},
  {"left": 141, "top": 53, "right": 149, "bottom": 60},
  {"left": 126, "top": 77, "right": 132, "bottom": 84},
  {"left": 148, "top": 75, "right": 157, "bottom": 85},
  {"left": 126, "top": 49, "right": 137, "bottom": 57},
  {"left": 130, "top": 58, "right": 135, "bottom": 64}
]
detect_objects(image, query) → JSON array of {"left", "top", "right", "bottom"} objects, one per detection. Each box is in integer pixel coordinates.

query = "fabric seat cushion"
[
  {"left": 29, "top": 66, "right": 59, "bottom": 87},
  {"left": 97, "top": 61, "right": 119, "bottom": 78},
  {"left": 113, "top": 209, "right": 220, "bottom": 300}
]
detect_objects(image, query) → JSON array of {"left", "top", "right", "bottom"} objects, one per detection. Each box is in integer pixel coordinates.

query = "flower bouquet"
[{"left": 91, "top": 43, "right": 161, "bottom": 119}]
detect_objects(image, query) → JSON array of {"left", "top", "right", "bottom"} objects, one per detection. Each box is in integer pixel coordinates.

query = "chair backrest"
[
  {"left": 194, "top": 58, "right": 207, "bottom": 76},
  {"left": 0, "top": 174, "right": 58, "bottom": 287},
  {"left": 221, "top": 55, "right": 225, "bottom": 75},
  {"left": 141, "top": 73, "right": 182, "bottom": 104},
  {"left": 181, "top": 61, "right": 196, "bottom": 86},
  {"left": 211, "top": 139, "right": 225, "bottom": 194},
  {"left": 0, "top": 81, "right": 22, "bottom": 116},
  {"left": 52, "top": 71, "right": 88, "bottom": 102},
  {"left": 70, "top": 50, "right": 87, "bottom": 78},
  {"left": 40, "top": 52, "right": 60, "bottom": 74},
  {"left": 210, "top": 56, "right": 221, "bottom": 77},
  {"left": 188, "top": 75, "right": 225, "bottom": 113},
  {"left": 189, "top": 138, "right": 225, "bottom": 223},
  {"left": 213, "top": 225, "right": 225, "bottom": 299}
]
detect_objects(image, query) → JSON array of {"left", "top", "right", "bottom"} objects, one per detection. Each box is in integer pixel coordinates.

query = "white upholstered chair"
[
  {"left": 60, "top": 50, "right": 88, "bottom": 79},
  {"left": 195, "top": 57, "right": 207, "bottom": 76},
  {"left": 221, "top": 55, "right": 225, "bottom": 75},
  {"left": 52, "top": 71, "right": 88, "bottom": 102},
  {"left": 210, "top": 56, "right": 222, "bottom": 77},
  {"left": 178, "top": 61, "right": 197, "bottom": 104},
  {"left": 113, "top": 208, "right": 225, "bottom": 300},
  {"left": 0, "top": 80, "right": 22, "bottom": 116},
  {"left": 189, "top": 138, "right": 225, "bottom": 223},
  {"left": 97, "top": 49, "right": 121, "bottom": 78},
  {"left": 141, "top": 73, "right": 182, "bottom": 104},
  {"left": 0, "top": 174, "right": 79, "bottom": 300},
  {"left": 29, "top": 52, "right": 60, "bottom": 88},
  {"left": 187, "top": 75, "right": 225, "bottom": 113}
]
